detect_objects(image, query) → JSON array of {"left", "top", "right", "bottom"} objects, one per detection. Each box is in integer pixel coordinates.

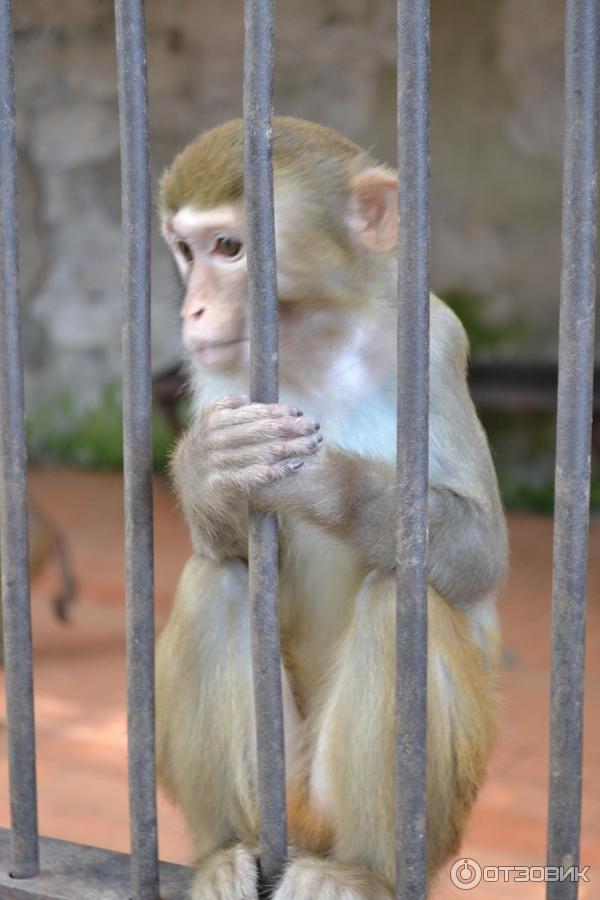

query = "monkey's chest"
[{"left": 278, "top": 517, "right": 364, "bottom": 704}]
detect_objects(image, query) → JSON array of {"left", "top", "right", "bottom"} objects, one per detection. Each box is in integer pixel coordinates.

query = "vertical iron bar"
[
  {"left": 0, "top": 0, "right": 39, "bottom": 879},
  {"left": 243, "top": 0, "right": 288, "bottom": 889},
  {"left": 547, "top": 1, "right": 599, "bottom": 897},
  {"left": 114, "top": 2, "right": 159, "bottom": 899},
  {"left": 395, "top": 0, "right": 431, "bottom": 897}
]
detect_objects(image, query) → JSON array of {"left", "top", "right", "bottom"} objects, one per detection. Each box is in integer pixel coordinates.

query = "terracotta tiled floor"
[{"left": 1, "top": 466, "right": 599, "bottom": 898}]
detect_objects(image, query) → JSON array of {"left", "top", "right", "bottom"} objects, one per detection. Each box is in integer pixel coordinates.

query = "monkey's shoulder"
[{"left": 429, "top": 295, "right": 469, "bottom": 376}]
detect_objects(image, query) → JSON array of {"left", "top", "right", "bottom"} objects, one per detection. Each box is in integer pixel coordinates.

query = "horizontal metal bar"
[
  {"left": 113, "top": 2, "right": 158, "bottom": 899},
  {"left": 546, "top": 0, "right": 599, "bottom": 898},
  {"left": 0, "top": 831, "right": 190, "bottom": 900},
  {"left": 395, "top": 0, "right": 431, "bottom": 896},
  {"left": 243, "top": 0, "right": 287, "bottom": 890},
  {"left": 0, "top": 0, "right": 39, "bottom": 880}
]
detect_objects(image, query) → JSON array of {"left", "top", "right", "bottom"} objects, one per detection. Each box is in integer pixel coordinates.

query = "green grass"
[{"left": 27, "top": 384, "right": 182, "bottom": 471}]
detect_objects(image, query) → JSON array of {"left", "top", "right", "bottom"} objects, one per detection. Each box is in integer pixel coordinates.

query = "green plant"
[{"left": 27, "top": 383, "right": 177, "bottom": 470}]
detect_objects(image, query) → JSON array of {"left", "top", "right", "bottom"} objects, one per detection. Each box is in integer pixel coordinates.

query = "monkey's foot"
[
  {"left": 191, "top": 844, "right": 259, "bottom": 900},
  {"left": 272, "top": 858, "right": 393, "bottom": 900}
]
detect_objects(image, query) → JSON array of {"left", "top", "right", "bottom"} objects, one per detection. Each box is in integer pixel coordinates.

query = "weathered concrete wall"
[{"left": 12, "top": 0, "right": 587, "bottom": 424}]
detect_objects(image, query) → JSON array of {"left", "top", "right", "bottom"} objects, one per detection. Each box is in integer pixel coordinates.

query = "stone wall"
[{"left": 12, "top": 0, "right": 589, "bottom": 425}]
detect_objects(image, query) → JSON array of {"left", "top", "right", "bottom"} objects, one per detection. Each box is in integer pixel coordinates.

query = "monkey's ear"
[{"left": 348, "top": 168, "right": 398, "bottom": 253}]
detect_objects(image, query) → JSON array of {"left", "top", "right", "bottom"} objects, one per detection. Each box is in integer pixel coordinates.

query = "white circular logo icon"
[{"left": 450, "top": 858, "right": 482, "bottom": 890}]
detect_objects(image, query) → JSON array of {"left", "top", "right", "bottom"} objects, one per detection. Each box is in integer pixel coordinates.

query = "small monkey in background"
[
  {"left": 0, "top": 505, "right": 77, "bottom": 664},
  {"left": 156, "top": 118, "right": 508, "bottom": 899}
]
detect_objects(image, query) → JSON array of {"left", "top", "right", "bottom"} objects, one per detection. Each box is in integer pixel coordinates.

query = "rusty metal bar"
[
  {"left": 0, "top": 0, "right": 39, "bottom": 880},
  {"left": 243, "top": 0, "right": 288, "bottom": 890},
  {"left": 546, "top": 0, "right": 599, "bottom": 897},
  {"left": 114, "top": 2, "right": 159, "bottom": 899},
  {"left": 395, "top": 0, "right": 431, "bottom": 896}
]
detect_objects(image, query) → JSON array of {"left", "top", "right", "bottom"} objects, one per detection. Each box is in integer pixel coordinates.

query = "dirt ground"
[{"left": 0, "top": 466, "right": 599, "bottom": 898}]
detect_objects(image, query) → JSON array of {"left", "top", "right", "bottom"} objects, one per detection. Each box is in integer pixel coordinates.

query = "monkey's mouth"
[
  {"left": 195, "top": 337, "right": 249, "bottom": 352},
  {"left": 191, "top": 337, "right": 250, "bottom": 369}
]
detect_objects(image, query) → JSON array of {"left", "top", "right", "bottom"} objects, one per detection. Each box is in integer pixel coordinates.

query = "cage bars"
[
  {"left": 243, "top": 0, "right": 289, "bottom": 889},
  {"left": 0, "top": 0, "right": 596, "bottom": 897},
  {"left": 0, "top": 0, "right": 39, "bottom": 880},
  {"left": 547, "top": 1, "right": 599, "bottom": 898},
  {"left": 114, "top": 1, "right": 159, "bottom": 899},
  {"left": 394, "top": 1, "right": 431, "bottom": 897}
]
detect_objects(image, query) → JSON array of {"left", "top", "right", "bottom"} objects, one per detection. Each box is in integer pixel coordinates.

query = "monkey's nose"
[
  {"left": 182, "top": 304, "right": 206, "bottom": 321},
  {"left": 181, "top": 294, "right": 208, "bottom": 320}
]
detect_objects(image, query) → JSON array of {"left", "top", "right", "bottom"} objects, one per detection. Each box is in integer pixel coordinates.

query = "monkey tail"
[{"left": 51, "top": 532, "right": 78, "bottom": 623}]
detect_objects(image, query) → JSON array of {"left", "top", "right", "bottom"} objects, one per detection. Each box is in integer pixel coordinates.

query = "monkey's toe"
[
  {"left": 272, "top": 858, "right": 392, "bottom": 900},
  {"left": 191, "top": 844, "right": 259, "bottom": 900}
]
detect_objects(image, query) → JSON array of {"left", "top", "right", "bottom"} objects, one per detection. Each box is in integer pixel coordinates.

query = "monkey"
[
  {"left": 0, "top": 504, "right": 77, "bottom": 664},
  {"left": 155, "top": 117, "right": 509, "bottom": 900}
]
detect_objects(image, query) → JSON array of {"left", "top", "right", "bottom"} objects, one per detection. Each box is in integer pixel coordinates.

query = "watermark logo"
[
  {"left": 450, "top": 858, "right": 482, "bottom": 890},
  {"left": 450, "top": 858, "right": 590, "bottom": 890}
]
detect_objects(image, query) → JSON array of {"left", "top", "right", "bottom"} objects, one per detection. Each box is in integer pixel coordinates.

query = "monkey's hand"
[{"left": 171, "top": 395, "right": 322, "bottom": 560}]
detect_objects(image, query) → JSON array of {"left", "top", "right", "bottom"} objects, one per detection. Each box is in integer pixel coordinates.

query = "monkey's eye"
[
  {"left": 175, "top": 239, "right": 193, "bottom": 263},
  {"left": 213, "top": 235, "right": 243, "bottom": 259}
]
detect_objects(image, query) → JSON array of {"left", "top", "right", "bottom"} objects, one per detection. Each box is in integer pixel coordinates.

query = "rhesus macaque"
[
  {"left": 0, "top": 505, "right": 77, "bottom": 664},
  {"left": 156, "top": 118, "right": 508, "bottom": 900}
]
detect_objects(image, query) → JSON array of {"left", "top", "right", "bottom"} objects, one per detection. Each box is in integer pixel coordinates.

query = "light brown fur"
[
  {"left": 156, "top": 118, "right": 507, "bottom": 899},
  {"left": 157, "top": 564, "right": 500, "bottom": 897},
  {"left": 160, "top": 117, "right": 375, "bottom": 216},
  {"left": 286, "top": 787, "right": 335, "bottom": 856}
]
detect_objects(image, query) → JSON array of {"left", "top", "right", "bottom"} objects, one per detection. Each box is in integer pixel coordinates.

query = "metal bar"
[
  {"left": 114, "top": 3, "right": 159, "bottom": 899},
  {"left": 243, "top": 0, "right": 288, "bottom": 890},
  {"left": 0, "top": 831, "right": 191, "bottom": 900},
  {"left": 0, "top": 0, "right": 39, "bottom": 880},
  {"left": 395, "top": 0, "right": 431, "bottom": 896},
  {"left": 547, "top": 0, "right": 599, "bottom": 897}
]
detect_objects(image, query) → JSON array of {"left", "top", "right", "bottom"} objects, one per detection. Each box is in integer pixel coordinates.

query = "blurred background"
[{"left": 0, "top": 1, "right": 599, "bottom": 898}]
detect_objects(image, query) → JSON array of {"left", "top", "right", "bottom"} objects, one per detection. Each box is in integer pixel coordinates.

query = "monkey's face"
[
  {"left": 163, "top": 205, "right": 249, "bottom": 372},
  {"left": 162, "top": 164, "right": 399, "bottom": 379}
]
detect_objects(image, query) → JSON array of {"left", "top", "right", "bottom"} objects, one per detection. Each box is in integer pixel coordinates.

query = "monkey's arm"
[
  {"left": 254, "top": 304, "right": 508, "bottom": 608},
  {"left": 255, "top": 445, "right": 506, "bottom": 608}
]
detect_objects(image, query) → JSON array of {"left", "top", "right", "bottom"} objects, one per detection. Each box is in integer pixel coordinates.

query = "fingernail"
[{"left": 287, "top": 459, "right": 304, "bottom": 470}]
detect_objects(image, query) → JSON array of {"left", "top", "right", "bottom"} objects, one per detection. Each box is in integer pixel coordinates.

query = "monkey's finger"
[
  {"left": 208, "top": 416, "right": 318, "bottom": 450},
  {"left": 263, "top": 434, "right": 323, "bottom": 463},
  {"left": 215, "top": 433, "right": 322, "bottom": 470},
  {"left": 211, "top": 402, "right": 303, "bottom": 429}
]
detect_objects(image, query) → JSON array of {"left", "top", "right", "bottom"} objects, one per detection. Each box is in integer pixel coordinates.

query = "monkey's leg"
[
  {"left": 276, "top": 575, "right": 498, "bottom": 900},
  {"left": 156, "top": 555, "right": 301, "bottom": 900}
]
